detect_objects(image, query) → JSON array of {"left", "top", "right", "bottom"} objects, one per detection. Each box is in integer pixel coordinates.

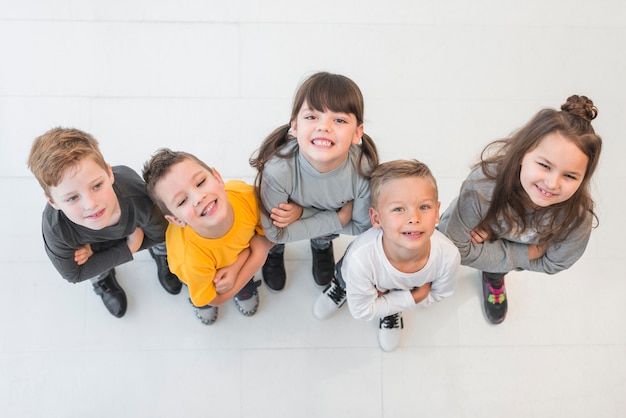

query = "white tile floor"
[
  {"left": 1, "top": 177, "right": 625, "bottom": 417},
  {"left": 2, "top": 1, "right": 626, "bottom": 417}
]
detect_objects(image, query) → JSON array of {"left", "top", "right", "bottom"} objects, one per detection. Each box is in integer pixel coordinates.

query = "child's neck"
[{"left": 382, "top": 239, "right": 430, "bottom": 274}]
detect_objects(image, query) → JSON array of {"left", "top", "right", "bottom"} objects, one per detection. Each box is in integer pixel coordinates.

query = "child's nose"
[
  {"left": 193, "top": 192, "right": 205, "bottom": 206},
  {"left": 316, "top": 119, "right": 332, "bottom": 132},
  {"left": 408, "top": 210, "right": 420, "bottom": 223}
]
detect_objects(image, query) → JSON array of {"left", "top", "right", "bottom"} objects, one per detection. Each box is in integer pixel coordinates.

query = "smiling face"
[
  {"left": 153, "top": 158, "right": 232, "bottom": 238},
  {"left": 47, "top": 157, "right": 120, "bottom": 230},
  {"left": 291, "top": 100, "right": 364, "bottom": 173},
  {"left": 520, "top": 132, "right": 589, "bottom": 208},
  {"left": 370, "top": 176, "right": 440, "bottom": 261}
]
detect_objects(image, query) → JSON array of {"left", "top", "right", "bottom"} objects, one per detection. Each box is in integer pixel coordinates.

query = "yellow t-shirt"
[{"left": 166, "top": 180, "right": 264, "bottom": 307}]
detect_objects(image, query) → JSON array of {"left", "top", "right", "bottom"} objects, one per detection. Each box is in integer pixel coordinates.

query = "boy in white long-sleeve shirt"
[{"left": 336, "top": 160, "right": 460, "bottom": 351}]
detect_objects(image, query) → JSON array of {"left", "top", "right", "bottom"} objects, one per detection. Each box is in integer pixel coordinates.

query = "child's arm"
[
  {"left": 212, "top": 248, "right": 250, "bottom": 294},
  {"left": 269, "top": 201, "right": 304, "bottom": 228},
  {"left": 440, "top": 186, "right": 535, "bottom": 273},
  {"left": 344, "top": 252, "right": 424, "bottom": 321},
  {"left": 208, "top": 234, "right": 273, "bottom": 306},
  {"left": 410, "top": 282, "right": 432, "bottom": 304},
  {"left": 44, "top": 226, "right": 135, "bottom": 283},
  {"left": 527, "top": 216, "right": 593, "bottom": 274}
]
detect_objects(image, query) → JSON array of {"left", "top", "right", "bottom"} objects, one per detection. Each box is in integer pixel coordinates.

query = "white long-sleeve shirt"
[{"left": 344, "top": 228, "right": 460, "bottom": 321}]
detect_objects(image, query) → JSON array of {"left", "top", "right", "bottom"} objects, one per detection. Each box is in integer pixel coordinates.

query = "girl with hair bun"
[{"left": 438, "top": 95, "right": 602, "bottom": 324}]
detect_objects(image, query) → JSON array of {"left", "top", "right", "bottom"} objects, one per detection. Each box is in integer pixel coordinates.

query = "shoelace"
[
  {"left": 381, "top": 313, "right": 401, "bottom": 329},
  {"left": 487, "top": 283, "right": 506, "bottom": 304},
  {"left": 327, "top": 282, "right": 346, "bottom": 305}
]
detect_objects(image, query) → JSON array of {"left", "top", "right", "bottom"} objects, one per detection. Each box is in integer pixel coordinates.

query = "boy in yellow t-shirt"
[{"left": 143, "top": 148, "right": 272, "bottom": 324}]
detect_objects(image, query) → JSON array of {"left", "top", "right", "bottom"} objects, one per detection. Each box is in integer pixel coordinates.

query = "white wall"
[{"left": 1, "top": 0, "right": 624, "bottom": 257}]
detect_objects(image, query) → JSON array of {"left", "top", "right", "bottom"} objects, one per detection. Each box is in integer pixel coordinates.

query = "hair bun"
[{"left": 561, "top": 95, "right": 598, "bottom": 122}]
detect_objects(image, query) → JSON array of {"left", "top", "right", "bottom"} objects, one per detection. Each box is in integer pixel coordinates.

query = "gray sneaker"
[
  {"left": 189, "top": 298, "right": 218, "bottom": 325},
  {"left": 234, "top": 278, "right": 261, "bottom": 316}
]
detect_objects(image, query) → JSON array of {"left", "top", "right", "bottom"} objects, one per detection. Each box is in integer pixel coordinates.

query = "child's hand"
[
  {"left": 270, "top": 202, "right": 303, "bottom": 228},
  {"left": 74, "top": 244, "right": 93, "bottom": 265},
  {"left": 410, "top": 281, "right": 432, "bottom": 304},
  {"left": 214, "top": 265, "right": 237, "bottom": 294},
  {"left": 470, "top": 228, "right": 490, "bottom": 244},
  {"left": 126, "top": 227, "right": 144, "bottom": 254},
  {"left": 337, "top": 200, "right": 354, "bottom": 227},
  {"left": 214, "top": 248, "right": 250, "bottom": 294},
  {"left": 528, "top": 244, "right": 546, "bottom": 260}
]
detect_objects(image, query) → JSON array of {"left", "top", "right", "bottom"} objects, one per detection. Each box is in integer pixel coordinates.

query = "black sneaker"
[
  {"left": 92, "top": 269, "right": 127, "bottom": 318},
  {"left": 262, "top": 250, "right": 286, "bottom": 291},
  {"left": 149, "top": 247, "right": 182, "bottom": 295},
  {"left": 234, "top": 278, "right": 262, "bottom": 316},
  {"left": 482, "top": 272, "right": 507, "bottom": 324},
  {"left": 311, "top": 242, "right": 335, "bottom": 286}
]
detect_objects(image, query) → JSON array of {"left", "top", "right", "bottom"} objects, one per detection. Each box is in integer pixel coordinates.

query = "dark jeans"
[{"left": 267, "top": 234, "right": 339, "bottom": 256}]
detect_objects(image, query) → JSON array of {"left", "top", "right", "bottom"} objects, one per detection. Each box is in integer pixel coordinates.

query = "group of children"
[{"left": 27, "top": 72, "right": 603, "bottom": 352}]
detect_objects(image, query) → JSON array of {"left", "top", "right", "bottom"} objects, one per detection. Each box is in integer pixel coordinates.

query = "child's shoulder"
[
  {"left": 431, "top": 230, "right": 462, "bottom": 260},
  {"left": 110, "top": 165, "right": 148, "bottom": 197},
  {"left": 111, "top": 165, "right": 141, "bottom": 181},
  {"left": 224, "top": 179, "right": 253, "bottom": 191}
]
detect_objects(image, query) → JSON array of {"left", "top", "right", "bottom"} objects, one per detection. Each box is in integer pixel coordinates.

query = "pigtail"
[
  {"left": 249, "top": 124, "right": 296, "bottom": 217},
  {"left": 356, "top": 133, "right": 380, "bottom": 178}
]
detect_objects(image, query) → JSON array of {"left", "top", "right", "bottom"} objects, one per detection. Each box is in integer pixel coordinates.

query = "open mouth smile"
[
  {"left": 311, "top": 138, "right": 334, "bottom": 148},
  {"left": 535, "top": 184, "right": 557, "bottom": 198},
  {"left": 200, "top": 200, "right": 217, "bottom": 217}
]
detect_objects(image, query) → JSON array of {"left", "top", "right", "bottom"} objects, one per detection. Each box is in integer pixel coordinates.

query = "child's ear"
[
  {"left": 107, "top": 163, "right": 114, "bottom": 184},
  {"left": 211, "top": 168, "right": 225, "bottom": 185},
  {"left": 369, "top": 207, "right": 382, "bottom": 229},
  {"left": 165, "top": 214, "right": 186, "bottom": 228},
  {"left": 435, "top": 201, "right": 441, "bottom": 224},
  {"left": 46, "top": 194, "right": 60, "bottom": 210},
  {"left": 352, "top": 123, "right": 364, "bottom": 144}
]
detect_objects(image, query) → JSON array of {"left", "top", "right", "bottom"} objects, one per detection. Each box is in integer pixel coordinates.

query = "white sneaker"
[
  {"left": 378, "top": 312, "right": 403, "bottom": 352},
  {"left": 189, "top": 298, "right": 218, "bottom": 325},
  {"left": 313, "top": 279, "right": 346, "bottom": 320}
]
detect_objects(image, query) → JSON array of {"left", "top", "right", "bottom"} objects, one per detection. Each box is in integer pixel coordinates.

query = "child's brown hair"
[{"left": 27, "top": 127, "right": 108, "bottom": 197}]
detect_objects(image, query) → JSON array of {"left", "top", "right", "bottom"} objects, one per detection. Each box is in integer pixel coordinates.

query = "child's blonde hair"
[
  {"left": 370, "top": 159, "right": 438, "bottom": 209},
  {"left": 27, "top": 127, "right": 108, "bottom": 197}
]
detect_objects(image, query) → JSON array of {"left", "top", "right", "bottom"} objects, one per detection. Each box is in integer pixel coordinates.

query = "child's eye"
[
  {"left": 176, "top": 198, "right": 187, "bottom": 208},
  {"left": 565, "top": 174, "right": 578, "bottom": 180},
  {"left": 420, "top": 204, "right": 431, "bottom": 210},
  {"left": 335, "top": 118, "right": 347, "bottom": 124},
  {"left": 93, "top": 182, "right": 103, "bottom": 190},
  {"left": 537, "top": 162, "right": 549, "bottom": 169},
  {"left": 197, "top": 178, "right": 205, "bottom": 187},
  {"left": 393, "top": 207, "right": 404, "bottom": 212},
  {"left": 304, "top": 115, "right": 316, "bottom": 120},
  {"left": 66, "top": 195, "right": 79, "bottom": 203}
]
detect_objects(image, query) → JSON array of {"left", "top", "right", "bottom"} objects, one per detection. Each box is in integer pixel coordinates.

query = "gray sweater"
[
  {"left": 41, "top": 165, "right": 168, "bottom": 283},
  {"left": 260, "top": 141, "right": 373, "bottom": 243},
  {"left": 438, "top": 166, "right": 592, "bottom": 274}
]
